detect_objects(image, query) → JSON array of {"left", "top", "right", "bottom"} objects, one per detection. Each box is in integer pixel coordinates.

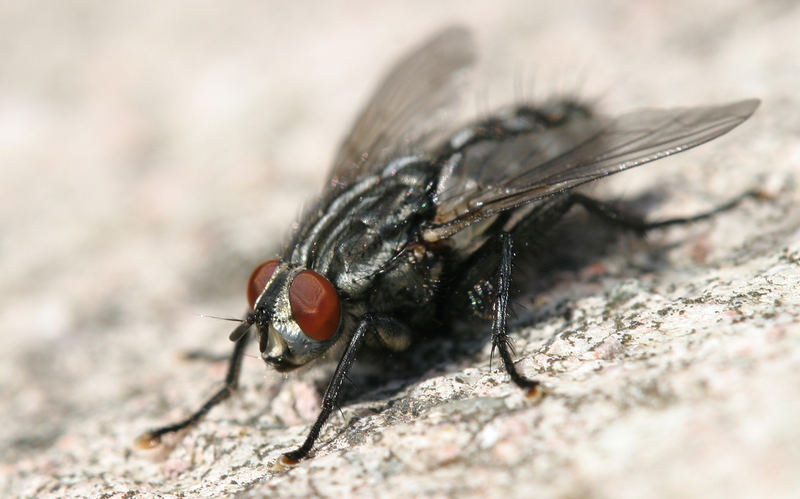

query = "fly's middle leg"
[{"left": 490, "top": 232, "right": 541, "bottom": 398}]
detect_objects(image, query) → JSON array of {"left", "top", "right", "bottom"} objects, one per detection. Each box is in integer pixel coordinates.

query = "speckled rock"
[{"left": 2, "top": 1, "right": 799, "bottom": 498}]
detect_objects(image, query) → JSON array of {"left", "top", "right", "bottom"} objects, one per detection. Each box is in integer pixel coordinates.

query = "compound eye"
[
  {"left": 247, "top": 259, "right": 280, "bottom": 310},
  {"left": 289, "top": 270, "right": 341, "bottom": 341}
]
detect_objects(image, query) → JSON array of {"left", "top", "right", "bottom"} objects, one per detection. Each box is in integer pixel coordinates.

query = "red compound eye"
[
  {"left": 289, "top": 270, "right": 340, "bottom": 341},
  {"left": 247, "top": 259, "right": 280, "bottom": 310}
]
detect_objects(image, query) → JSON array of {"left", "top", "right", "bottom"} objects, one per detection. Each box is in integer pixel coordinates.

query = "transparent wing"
[
  {"left": 426, "top": 99, "right": 760, "bottom": 240},
  {"left": 326, "top": 26, "right": 475, "bottom": 190}
]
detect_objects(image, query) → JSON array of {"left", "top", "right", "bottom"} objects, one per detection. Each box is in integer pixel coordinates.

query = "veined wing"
[
  {"left": 326, "top": 26, "right": 475, "bottom": 192},
  {"left": 425, "top": 99, "right": 760, "bottom": 241}
]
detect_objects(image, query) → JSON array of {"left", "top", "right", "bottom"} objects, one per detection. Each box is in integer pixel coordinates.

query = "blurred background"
[{"left": 1, "top": 1, "right": 798, "bottom": 497}]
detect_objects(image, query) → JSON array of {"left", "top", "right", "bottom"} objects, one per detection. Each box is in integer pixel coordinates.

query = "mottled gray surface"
[{"left": 2, "top": 1, "right": 799, "bottom": 498}]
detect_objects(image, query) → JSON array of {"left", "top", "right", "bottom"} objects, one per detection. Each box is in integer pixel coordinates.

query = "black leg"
[
  {"left": 482, "top": 192, "right": 757, "bottom": 398},
  {"left": 279, "top": 314, "right": 383, "bottom": 465},
  {"left": 135, "top": 320, "right": 253, "bottom": 449},
  {"left": 492, "top": 232, "right": 541, "bottom": 397},
  {"left": 568, "top": 190, "right": 758, "bottom": 235}
]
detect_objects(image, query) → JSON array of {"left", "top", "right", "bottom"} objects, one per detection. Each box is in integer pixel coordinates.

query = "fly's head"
[{"left": 242, "top": 259, "right": 341, "bottom": 372}]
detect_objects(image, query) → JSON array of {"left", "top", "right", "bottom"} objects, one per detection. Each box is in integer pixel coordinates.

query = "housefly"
[{"left": 137, "top": 27, "right": 759, "bottom": 466}]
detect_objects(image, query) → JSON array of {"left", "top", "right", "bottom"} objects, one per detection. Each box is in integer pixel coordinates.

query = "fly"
[{"left": 136, "top": 27, "right": 759, "bottom": 466}]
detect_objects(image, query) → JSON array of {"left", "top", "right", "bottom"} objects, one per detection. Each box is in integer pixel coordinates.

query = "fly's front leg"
[
  {"left": 491, "top": 232, "right": 541, "bottom": 398},
  {"left": 136, "top": 319, "right": 253, "bottom": 449},
  {"left": 280, "top": 313, "right": 397, "bottom": 466}
]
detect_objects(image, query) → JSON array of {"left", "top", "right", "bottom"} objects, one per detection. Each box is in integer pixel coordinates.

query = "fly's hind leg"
[
  {"left": 491, "top": 232, "right": 541, "bottom": 398},
  {"left": 566, "top": 190, "right": 759, "bottom": 234},
  {"left": 135, "top": 320, "right": 253, "bottom": 449}
]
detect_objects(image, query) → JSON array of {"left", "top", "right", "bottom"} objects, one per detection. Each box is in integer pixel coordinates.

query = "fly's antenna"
[
  {"left": 228, "top": 315, "right": 255, "bottom": 342},
  {"left": 197, "top": 314, "right": 246, "bottom": 323}
]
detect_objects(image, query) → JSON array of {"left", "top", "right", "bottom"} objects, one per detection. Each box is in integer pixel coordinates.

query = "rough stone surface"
[{"left": 2, "top": 1, "right": 799, "bottom": 498}]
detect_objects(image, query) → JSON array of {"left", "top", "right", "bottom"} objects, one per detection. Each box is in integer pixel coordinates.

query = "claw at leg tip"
[
  {"left": 525, "top": 384, "right": 544, "bottom": 402},
  {"left": 274, "top": 454, "right": 301, "bottom": 470},
  {"left": 134, "top": 433, "right": 161, "bottom": 450}
]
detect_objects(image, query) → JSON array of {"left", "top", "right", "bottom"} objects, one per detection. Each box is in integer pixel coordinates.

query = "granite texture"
[{"left": 2, "top": 1, "right": 799, "bottom": 498}]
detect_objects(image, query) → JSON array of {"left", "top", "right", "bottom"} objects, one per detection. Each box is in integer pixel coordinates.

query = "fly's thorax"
[
  {"left": 288, "top": 158, "right": 439, "bottom": 297},
  {"left": 248, "top": 261, "right": 343, "bottom": 371}
]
